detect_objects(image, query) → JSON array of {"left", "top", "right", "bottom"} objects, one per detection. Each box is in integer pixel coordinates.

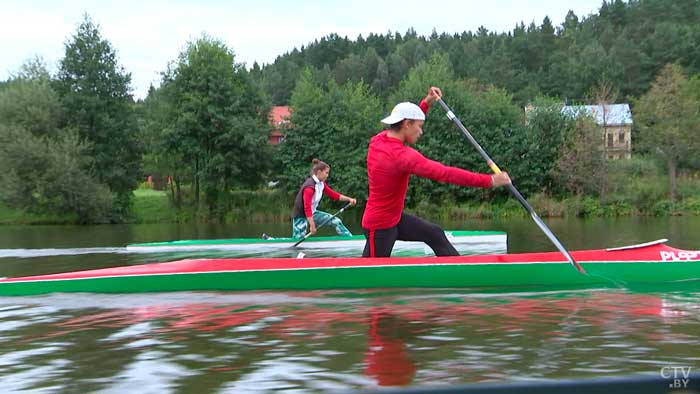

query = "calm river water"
[{"left": 0, "top": 216, "right": 699, "bottom": 393}]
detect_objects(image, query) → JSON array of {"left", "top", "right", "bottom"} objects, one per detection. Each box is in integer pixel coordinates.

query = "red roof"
[{"left": 269, "top": 106, "right": 291, "bottom": 126}]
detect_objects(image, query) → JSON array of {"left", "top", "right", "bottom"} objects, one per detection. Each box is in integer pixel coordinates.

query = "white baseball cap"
[{"left": 380, "top": 102, "right": 425, "bottom": 125}]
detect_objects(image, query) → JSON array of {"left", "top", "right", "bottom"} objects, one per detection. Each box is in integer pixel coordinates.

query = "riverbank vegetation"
[
  {"left": 2, "top": 1, "right": 700, "bottom": 225},
  {"left": 2, "top": 161, "right": 700, "bottom": 225}
]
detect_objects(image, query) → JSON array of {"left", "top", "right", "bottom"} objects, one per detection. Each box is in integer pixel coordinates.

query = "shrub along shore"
[{"left": 2, "top": 168, "right": 699, "bottom": 226}]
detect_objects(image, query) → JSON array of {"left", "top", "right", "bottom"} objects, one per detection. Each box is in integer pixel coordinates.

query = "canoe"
[
  {"left": 126, "top": 230, "right": 507, "bottom": 256},
  {"left": 1, "top": 239, "right": 698, "bottom": 296}
]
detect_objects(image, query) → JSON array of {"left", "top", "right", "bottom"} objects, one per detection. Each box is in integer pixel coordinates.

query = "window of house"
[
  {"left": 607, "top": 133, "right": 613, "bottom": 147},
  {"left": 619, "top": 131, "right": 625, "bottom": 144}
]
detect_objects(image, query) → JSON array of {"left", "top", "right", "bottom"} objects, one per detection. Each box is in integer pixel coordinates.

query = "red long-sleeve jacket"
[
  {"left": 302, "top": 183, "right": 340, "bottom": 217},
  {"left": 361, "top": 100, "right": 493, "bottom": 230}
]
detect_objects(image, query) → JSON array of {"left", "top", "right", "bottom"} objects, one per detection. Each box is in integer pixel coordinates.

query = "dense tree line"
[
  {"left": 277, "top": 54, "right": 617, "bottom": 206},
  {"left": 2, "top": 1, "right": 699, "bottom": 223},
  {"left": 0, "top": 16, "right": 137, "bottom": 223},
  {"left": 255, "top": 0, "right": 700, "bottom": 106}
]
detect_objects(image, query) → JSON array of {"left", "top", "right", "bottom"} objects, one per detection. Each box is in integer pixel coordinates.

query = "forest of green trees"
[
  {"left": 253, "top": 0, "right": 700, "bottom": 106},
  {"left": 1, "top": 0, "right": 700, "bottom": 224}
]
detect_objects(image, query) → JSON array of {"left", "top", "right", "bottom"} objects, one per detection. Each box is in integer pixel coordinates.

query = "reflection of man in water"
[{"left": 364, "top": 309, "right": 417, "bottom": 386}]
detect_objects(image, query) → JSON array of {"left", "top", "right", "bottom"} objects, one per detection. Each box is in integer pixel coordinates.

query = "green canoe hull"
[
  {"left": 2, "top": 241, "right": 698, "bottom": 296},
  {"left": 1, "top": 261, "right": 699, "bottom": 296}
]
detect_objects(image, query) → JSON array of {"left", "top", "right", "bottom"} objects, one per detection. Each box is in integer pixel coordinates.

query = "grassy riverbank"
[
  {"left": 0, "top": 204, "right": 77, "bottom": 225},
  {"left": 130, "top": 188, "right": 292, "bottom": 224},
  {"left": 2, "top": 180, "right": 700, "bottom": 225},
  {"left": 0, "top": 189, "right": 180, "bottom": 225},
  {"left": 0, "top": 189, "right": 291, "bottom": 225}
]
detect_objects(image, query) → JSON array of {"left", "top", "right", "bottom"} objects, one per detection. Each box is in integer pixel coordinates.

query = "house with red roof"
[{"left": 268, "top": 106, "right": 290, "bottom": 145}]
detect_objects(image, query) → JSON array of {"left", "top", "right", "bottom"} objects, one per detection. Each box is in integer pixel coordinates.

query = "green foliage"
[
  {"left": 388, "top": 53, "right": 523, "bottom": 205},
  {"left": 0, "top": 202, "right": 78, "bottom": 225},
  {"left": 262, "top": 58, "right": 301, "bottom": 105},
  {"left": 5, "top": 5, "right": 700, "bottom": 224},
  {"left": 517, "top": 97, "right": 574, "bottom": 195},
  {"left": 529, "top": 193, "right": 566, "bottom": 217},
  {"left": 0, "top": 70, "right": 61, "bottom": 136},
  {"left": 137, "top": 82, "right": 189, "bottom": 208},
  {"left": 277, "top": 68, "right": 383, "bottom": 202},
  {"left": 55, "top": 14, "right": 140, "bottom": 218},
  {"left": 255, "top": 1, "right": 700, "bottom": 105},
  {"left": 0, "top": 125, "right": 112, "bottom": 223},
  {"left": 149, "top": 35, "right": 273, "bottom": 219},
  {"left": 521, "top": 103, "right": 560, "bottom": 192},
  {"left": 603, "top": 156, "right": 667, "bottom": 213},
  {"left": 634, "top": 64, "right": 700, "bottom": 200},
  {"left": 678, "top": 175, "right": 700, "bottom": 200},
  {"left": 550, "top": 117, "right": 608, "bottom": 196},
  {"left": 652, "top": 200, "right": 675, "bottom": 216},
  {"left": 0, "top": 59, "right": 114, "bottom": 224},
  {"left": 602, "top": 200, "right": 636, "bottom": 217},
  {"left": 131, "top": 189, "right": 179, "bottom": 223},
  {"left": 564, "top": 196, "right": 603, "bottom": 217},
  {"left": 681, "top": 197, "right": 700, "bottom": 215},
  {"left": 225, "top": 189, "right": 290, "bottom": 222},
  {"left": 608, "top": 155, "right": 662, "bottom": 177},
  {"left": 130, "top": 188, "right": 291, "bottom": 224}
]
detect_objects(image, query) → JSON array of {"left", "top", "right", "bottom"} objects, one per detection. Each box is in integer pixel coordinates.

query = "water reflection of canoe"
[
  {"left": 125, "top": 230, "right": 507, "bottom": 256},
  {"left": 1, "top": 239, "right": 699, "bottom": 296},
  {"left": 30, "top": 292, "right": 697, "bottom": 390}
]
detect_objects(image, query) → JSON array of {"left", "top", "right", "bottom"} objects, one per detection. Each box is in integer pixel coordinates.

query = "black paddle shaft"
[
  {"left": 436, "top": 98, "right": 586, "bottom": 275},
  {"left": 293, "top": 202, "right": 353, "bottom": 247}
]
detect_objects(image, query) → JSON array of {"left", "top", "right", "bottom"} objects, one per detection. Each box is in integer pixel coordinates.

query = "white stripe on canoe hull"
[{"left": 126, "top": 234, "right": 507, "bottom": 253}]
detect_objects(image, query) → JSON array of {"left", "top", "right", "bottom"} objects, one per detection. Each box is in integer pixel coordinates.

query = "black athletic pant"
[{"left": 362, "top": 212, "right": 459, "bottom": 257}]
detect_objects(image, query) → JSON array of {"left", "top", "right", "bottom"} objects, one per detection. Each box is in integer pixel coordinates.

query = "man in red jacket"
[{"left": 361, "top": 87, "right": 511, "bottom": 257}]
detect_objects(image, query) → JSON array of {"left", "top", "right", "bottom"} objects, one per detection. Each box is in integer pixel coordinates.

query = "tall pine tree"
[{"left": 55, "top": 14, "right": 140, "bottom": 219}]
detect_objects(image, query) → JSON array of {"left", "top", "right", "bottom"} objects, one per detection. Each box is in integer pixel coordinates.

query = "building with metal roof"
[
  {"left": 562, "top": 104, "right": 633, "bottom": 159},
  {"left": 526, "top": 103, "right": 634, "bottom": 160}
]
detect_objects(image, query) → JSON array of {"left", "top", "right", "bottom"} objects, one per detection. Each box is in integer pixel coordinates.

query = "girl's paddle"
[
  {"left": 293, "top": 202, "right": 354, "bottom": 247},
  {"left": 436, "top": 98, "right": 587, "bottom": 275}
]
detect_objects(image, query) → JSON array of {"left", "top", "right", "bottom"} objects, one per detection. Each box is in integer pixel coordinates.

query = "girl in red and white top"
[
  {"left": 292, "top": 159, "right": 357, "bottom": 238},
  {"left": 361, "top": 87, "right": 511, "bottom": 257}
]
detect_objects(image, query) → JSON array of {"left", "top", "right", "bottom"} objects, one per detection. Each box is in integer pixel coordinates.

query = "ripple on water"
[{"left": 0, "top": 290, "right": 698, "bottom": 392}]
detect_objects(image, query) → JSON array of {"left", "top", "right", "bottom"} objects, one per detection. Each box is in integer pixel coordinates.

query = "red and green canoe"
[{"left": 1, "top": 239, "right": 698, "bottom": 296}]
